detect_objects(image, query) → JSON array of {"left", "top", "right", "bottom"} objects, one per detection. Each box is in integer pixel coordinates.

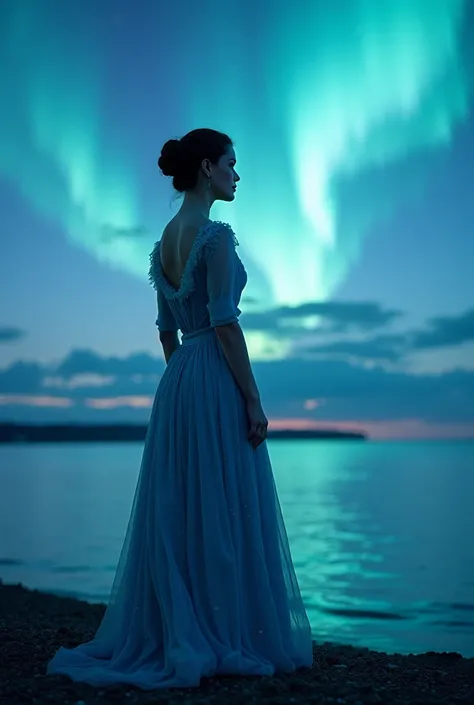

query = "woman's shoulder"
[
  {"left": 162, "top": 219, "right": 238, "bottom": 256},
  {"left": 149, "top": 219, "right": 238, "bottom": 269},
  {"left": 202, "top": 221, "right": 239, "bottom": 249}
]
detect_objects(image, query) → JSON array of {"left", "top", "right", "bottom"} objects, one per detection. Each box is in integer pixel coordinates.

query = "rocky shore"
[{"left": 1, "top": 579, "right": 473, "bottom": 705}]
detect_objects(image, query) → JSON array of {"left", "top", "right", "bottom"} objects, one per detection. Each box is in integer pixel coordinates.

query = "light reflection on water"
[{"left": 0, "top": 440, "right": 473, "bottom": 656}]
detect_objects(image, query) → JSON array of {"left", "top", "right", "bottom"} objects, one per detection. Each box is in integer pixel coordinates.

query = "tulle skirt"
[{"left": 46, "top": 327, "right": 313, "bottom": 689}]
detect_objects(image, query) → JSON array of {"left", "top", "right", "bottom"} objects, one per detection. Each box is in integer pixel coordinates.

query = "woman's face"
[{"left": 211, "top": 146, "right": 240, "bottom": 201}]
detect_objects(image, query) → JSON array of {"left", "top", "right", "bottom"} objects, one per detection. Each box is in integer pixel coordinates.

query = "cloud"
[
  {"left": 302, "top": 334, "right": 408, "bottom": 362},
  {"left": 0, "top": 361, "right": 43, "bottom": 393},
  {"left": 0, "top": 326, "right": 25, "bottom": 344},
  {"left": 1, "top": 346, "right": 473, "bottom": 426},
  {"left": 56, "top": 349, "right": 165, "bottom": 378},
  {"left": 240, "top": 300, "right": 402, "bottom": 334},
  {"left": 253, "top": 359, "right": 474, "bottom": 423},
  {"left": 294, "top": 309, "right": 474, "bottom": 362},
  {"left": 412, "top": 308, "right": 474, "bottom": 349},
  {"left": 0, "top": 309, "right": 472, "bottom": 427}
]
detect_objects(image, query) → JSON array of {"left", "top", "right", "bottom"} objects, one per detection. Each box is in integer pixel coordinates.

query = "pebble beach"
[{"left": 1, "top": 578, "right": 473, "bottom": 705}]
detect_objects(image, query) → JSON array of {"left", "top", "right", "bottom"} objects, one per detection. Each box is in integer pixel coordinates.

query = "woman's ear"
[{"left": 201, "top": 158, "right": 212, "bottom": 179}]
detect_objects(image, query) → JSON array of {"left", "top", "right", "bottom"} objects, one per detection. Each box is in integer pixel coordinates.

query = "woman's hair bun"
[
  {"left": 158, "top": 139, "right": 184, "bottom": 177},
  {"left": 157, "top": 128, "right": 233, "bottom": 192}
]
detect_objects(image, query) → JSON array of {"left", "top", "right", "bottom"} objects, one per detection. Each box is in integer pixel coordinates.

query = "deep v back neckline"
[
  {"left": 158, "top": 222, "right": 210, "bottom": 294},
  {"left": 149, "top": 220, "right": 238, "bottom": 300}
]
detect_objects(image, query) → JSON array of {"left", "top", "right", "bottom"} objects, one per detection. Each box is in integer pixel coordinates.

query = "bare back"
[
  {"left": 149, "top": 220, "right": 247, "bottom": 335},
  {"left": 160, "top": 217, "right": 211, "bottom": 289}
]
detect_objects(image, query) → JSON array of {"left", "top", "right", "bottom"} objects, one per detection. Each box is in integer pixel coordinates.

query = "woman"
[{"left": 46, "top": 128, "right": 313, "bottom": 689}]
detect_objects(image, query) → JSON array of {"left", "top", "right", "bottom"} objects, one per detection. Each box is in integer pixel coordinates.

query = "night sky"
[{"left": 1, "top": 0, "right": 473, "bottom": 438}]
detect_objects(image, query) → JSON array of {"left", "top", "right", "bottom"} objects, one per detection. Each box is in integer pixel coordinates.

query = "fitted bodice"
[{"left": 148, "top": 221, "right": 247, "bottom": 335}]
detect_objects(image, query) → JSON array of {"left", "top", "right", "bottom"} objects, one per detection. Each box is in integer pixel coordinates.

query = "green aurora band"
[{"left": 0, "top": 0, "right": 471, "bottom": 338}]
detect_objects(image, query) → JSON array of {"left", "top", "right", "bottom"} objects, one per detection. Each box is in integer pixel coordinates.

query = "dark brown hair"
[{"left": 158, "top": 128, "right": 233, "bottom": 192}]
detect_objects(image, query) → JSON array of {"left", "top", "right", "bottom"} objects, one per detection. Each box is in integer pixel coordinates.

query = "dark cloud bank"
[{"left": 0, "top": 304, "right": 473, "bottom": 425}]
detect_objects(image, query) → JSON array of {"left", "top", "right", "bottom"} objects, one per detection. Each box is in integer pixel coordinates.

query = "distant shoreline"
[{"left": 0, "top": 423, "right": 367, "bottom": 444}]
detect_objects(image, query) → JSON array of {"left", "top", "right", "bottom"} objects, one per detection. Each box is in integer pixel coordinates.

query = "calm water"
[{"left": 0, "top": 440, "right": 473, "bottom": 657}]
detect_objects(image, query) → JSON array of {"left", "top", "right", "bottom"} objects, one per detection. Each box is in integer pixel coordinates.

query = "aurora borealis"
[
  {"left": 1, "top": 0, "right": 471, "bottom": 303},
  {"left": 1, "top": 0, "right": 473, "bottom": 435}
]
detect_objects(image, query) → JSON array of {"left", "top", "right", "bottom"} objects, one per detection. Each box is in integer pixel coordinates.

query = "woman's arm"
[
  {"left": 205, "top": 227, "right": 260, "bottom": 402},
  {"left": 214, "top": 322, "right": 260, "bottom": 403},
  {"left": 159, "top": 330, "right": 180, "bottom": 364},
  {"left": 155, "top": 286, "right": 180, "bottom": 363},
  {"left": 205, "top": 224, "right": 268, "bottom": 447},
  {"left": 215, "top": 322, "right": 268, "bottom": 448}
]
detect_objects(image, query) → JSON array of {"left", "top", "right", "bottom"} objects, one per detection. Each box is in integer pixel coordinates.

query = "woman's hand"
[{"left": 246, "top": 397, "right": 268, "bottom": 449}]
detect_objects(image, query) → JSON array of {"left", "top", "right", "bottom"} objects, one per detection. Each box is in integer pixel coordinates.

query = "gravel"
[{"left": 1, "top": 578, "right": 473, "bottom": 705}]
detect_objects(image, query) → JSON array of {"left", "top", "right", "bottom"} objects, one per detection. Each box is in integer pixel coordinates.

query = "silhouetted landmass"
[{"left": 0, "top": 423, "right": 367, "bottom": 443}]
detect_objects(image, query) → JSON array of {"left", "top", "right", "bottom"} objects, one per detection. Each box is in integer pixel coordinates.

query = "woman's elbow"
[
  {"left": 214, "top": 320, "right": 241, "bottom": 342},
  {"left": 159, "top": 330, "right": 178, "bottom": 343}
]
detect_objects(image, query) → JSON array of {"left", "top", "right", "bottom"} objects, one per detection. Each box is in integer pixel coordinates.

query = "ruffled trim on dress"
[{"left": 148, "top": 221, "right": 239, "bottom": 300}]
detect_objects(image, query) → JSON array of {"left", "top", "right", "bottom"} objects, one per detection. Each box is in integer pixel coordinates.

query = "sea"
[{"left": 0, "top": 439, "right": 473, "bottom": 657}]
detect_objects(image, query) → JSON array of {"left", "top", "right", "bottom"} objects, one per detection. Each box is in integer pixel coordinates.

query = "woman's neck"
[{"left": 180, "top": 187, "right": 215, "bottom": 221}]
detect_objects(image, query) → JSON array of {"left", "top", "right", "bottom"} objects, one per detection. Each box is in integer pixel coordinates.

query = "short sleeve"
[
  {"left": 206, "top": 227, "right": 241, "bottom": 327},
  {"left": 155, "top": 288, "right": 179, "bottom": 332}
]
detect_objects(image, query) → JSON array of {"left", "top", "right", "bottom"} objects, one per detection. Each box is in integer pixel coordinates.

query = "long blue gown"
[{"left": 46, "top": 220, "right": 313, "bottom": 689}]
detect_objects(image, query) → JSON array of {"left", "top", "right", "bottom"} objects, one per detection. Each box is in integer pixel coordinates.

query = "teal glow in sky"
[
  {"left": 1, "top": 0, "right": 473, "bottom": 433},
  {"left": 284, "top": 0, "right": 469, "bottom": 301},
  {"left": 0, "top": 1, "right": 143, "bottom": 275},
  {"left": 0, "top": 0, "right": 470, "bottom": 307}
]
